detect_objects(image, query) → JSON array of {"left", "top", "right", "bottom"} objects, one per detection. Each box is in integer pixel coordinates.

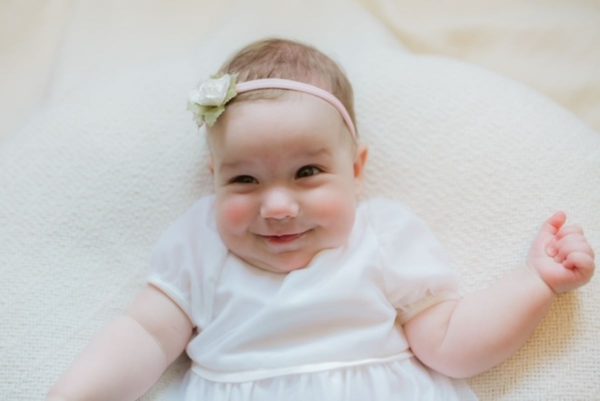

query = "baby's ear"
[{"left": 353, "top": 145, "right": 368, "bottom": 181}]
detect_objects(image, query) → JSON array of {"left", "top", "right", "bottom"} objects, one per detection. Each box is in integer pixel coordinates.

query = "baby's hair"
[{"left": 218, "top": 38, "right": 357, "bottom": 131}]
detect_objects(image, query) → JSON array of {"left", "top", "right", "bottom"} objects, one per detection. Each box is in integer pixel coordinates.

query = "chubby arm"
[
  {"left": 47, "top": 285, "right": 194, "bottom": 401},
  {"left": 404, "top": 212, "right": 595, "bottom": 379}
]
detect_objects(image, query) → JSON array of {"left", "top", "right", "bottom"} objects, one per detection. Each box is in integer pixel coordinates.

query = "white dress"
[{"left": 148, "top": 195, "right": 478, "bottom": 400}]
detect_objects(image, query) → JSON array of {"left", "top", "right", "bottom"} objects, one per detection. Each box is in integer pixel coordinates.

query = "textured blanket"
[{"left": 1, "top": 0, "right": 599, "bottom": 400}]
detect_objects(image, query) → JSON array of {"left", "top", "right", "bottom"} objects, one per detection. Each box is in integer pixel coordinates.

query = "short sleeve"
[
  {"left": 366, "top": 198, "right": 460, "bottom": 324},
  {"left": 147, "top": 195, "right": 226, "bottom": 329}
]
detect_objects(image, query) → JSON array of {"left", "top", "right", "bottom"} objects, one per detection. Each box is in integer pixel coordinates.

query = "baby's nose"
[{"left": 260, "top": 188, "right": 299, "bottom": 220}]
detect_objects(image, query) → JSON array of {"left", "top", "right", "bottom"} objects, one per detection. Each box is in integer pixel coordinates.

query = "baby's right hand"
[{"left": 528, "top": 212, "right": 595, "bottom": 294}]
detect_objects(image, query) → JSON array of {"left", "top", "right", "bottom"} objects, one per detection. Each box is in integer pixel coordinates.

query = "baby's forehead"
[
  {"left": 206, "top": 93, "right": 358, "bottom": 162},
  {"left": 211, "top": 95, "right": 344, "bottom": 134}
]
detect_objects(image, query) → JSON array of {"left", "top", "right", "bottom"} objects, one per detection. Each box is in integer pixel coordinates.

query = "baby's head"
[{"left": 192, "top": 38, "right": 368, "bottom": 273}]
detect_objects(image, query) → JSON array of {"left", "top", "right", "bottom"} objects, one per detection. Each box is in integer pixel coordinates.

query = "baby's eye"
[
  {"left": 230, "top": 175, "right": 258, "bottom": 184},
  {"left": 296, "top": 165, "right": 322, "bottom": 179}
]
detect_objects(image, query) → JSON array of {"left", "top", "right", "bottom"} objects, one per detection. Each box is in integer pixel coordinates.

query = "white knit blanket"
[{"left": 1, "top": 1, "right": 599, "bottom": 400}]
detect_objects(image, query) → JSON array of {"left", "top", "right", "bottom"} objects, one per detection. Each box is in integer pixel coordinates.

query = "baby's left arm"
[{"left": 404, "top": 212, "right": 595, "bottom": 379}]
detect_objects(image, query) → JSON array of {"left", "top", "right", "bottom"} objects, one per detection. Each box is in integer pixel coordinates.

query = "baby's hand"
[{"left": 528, "top": 212, "right": 595, "bottom": 294}]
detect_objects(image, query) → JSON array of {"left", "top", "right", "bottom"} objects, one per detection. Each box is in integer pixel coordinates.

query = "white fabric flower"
[
  {"left": 189, "top": 75, "right": 233, "bottom": 106},
  {"left": 187, "top": 74, "right": 238, "bottom": 127}
]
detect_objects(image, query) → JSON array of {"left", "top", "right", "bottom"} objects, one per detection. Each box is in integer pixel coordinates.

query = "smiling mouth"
[
  {"left": 266, "top": 234, "right": 302, "bottom": 243},
  {"left": 259, "top": 230, "right": 310, "bottom": 244}
]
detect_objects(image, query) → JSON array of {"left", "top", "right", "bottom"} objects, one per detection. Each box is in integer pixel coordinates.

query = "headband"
[{"left": 187, "top": 74, "right": 357, "bottom": 140}]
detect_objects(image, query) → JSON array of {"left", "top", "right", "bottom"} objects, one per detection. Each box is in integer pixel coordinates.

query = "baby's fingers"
[
  {"left": 550, "top": 236, "right": 595, "bottom": 261},
  {"left": 533, "top": 212, "right": 567, "bottom": 257},
  {"left": 556, "top": 224, "right": 584, "bottom": 240},
  {"left": 539, "top": 211, "right": 567, "bottom": 236},
  {"left": 563, "top": 251, "right": 595, "bottom": 280}
]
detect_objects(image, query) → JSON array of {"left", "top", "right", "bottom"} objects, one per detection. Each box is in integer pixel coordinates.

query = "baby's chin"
[{"left": 235, "top": 251, "right": 321, "bottom": 274}]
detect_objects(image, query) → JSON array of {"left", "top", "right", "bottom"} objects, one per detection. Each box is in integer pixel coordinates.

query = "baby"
[{"left": 48, "top": 38, "right": 596, "bottom": 401}]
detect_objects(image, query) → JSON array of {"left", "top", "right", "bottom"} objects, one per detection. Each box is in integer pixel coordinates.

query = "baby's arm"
[
  {"left": 47, "top": 285, "right": 193, "bottom": 401},
  {"left": 404, "top": 212, "right": 595, "bottom": 379}
]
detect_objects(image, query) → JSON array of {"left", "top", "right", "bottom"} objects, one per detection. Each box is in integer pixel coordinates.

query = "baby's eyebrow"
[
  {"left": 218, "top": 147, "right": 332, "bottom": 171},
  {"left": 300, "top": 147, "right": 331, "bottom": 158},
  {"left": 218, "top": 160, "right": 246, "bottom": 171},
  {"left": 281, "top": 147, "right": 333, "bottom": 162}
]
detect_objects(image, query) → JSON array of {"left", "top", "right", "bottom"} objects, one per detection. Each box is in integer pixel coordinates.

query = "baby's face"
[{"left": 208, "top": 93, "right": 367, "bottom": 273}]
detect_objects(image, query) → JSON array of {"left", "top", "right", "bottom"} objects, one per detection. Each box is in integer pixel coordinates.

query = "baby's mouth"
[
  {"left": 258, "top": 229, "right": 311, "bottom": 244},
  {"left": 265, "top": 233, "right": 302, "bottom": 243}
]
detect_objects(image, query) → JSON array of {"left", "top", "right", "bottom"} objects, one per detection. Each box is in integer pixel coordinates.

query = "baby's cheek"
[
  {"left": 310, "top": 188, "right": 356, "bottom": 229},
  {"left": 217, "top": 196, "right": 255, "bottom": 235}
]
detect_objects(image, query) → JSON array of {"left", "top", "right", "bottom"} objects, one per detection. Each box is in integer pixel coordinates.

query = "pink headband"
[
  {"left": 236, "top": 79, "right": 357, "bottom": 140},
  {"left": 188, "top": 75, "right": 357, "bottom": 140}
]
